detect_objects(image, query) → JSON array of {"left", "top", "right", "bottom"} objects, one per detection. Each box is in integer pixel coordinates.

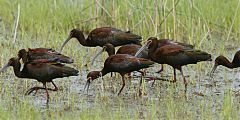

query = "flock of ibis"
[{"left": 0, "top": 27, "right": 239, "bottom": 103}]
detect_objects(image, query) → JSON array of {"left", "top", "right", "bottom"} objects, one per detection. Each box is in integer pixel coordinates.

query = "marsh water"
[{"left": 0, "top": 48, "right": 239, "bottom": 119}]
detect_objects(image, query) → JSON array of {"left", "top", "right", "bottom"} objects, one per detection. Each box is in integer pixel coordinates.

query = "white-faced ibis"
[
  {"left": 91, "top": 44, "right": 148, "bottom": 78},
  {"left": 116, "top": 44, "right": 148, "bottom": 58},
  {"left": 210, "top": 50, "right": 240, "bottom": 76},
  {"left": 85, "top": 54, "right": 154, "bottom": 95},
  {"left": 0, "top": 57, "right": 79, "bottom": 103},
  {"left": 18, "top": 48, "right": 74, "bottom": 64},
  {"left": 135, "top": 38, "right": 211, "bottom": 93},
  {"left": 59, "top": 27, "right": 142, "bottom": 64},
  {"left": 142, "top": 37, "right": 194, "bottom": 73}
]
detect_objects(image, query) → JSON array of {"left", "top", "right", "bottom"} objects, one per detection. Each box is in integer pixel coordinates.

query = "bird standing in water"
[
  {"left": 210, "top": 50, "right": 240, "bottom": 77},
  {"left": 18, "top": 48, "right": 74, "bottom": 64},
  {"left": 135, "top": 38, "right": 211, "bottom": 93},
  {"left": 59, "top": 27, "right": 142, "bottom": 65},
  {"left": 0, "top": 57, "right": 78, "bottom": 103},
  {"left": 85, "top": 54, "right": 154, "bottom": 95}
]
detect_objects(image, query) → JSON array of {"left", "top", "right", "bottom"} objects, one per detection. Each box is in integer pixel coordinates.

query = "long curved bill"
[
  {"left": 59, "top": 35, "right": 72, "bottom": 53},
  {"left": 0, "top": 63, "right": 10, "bottom": 73},
  {"left": 209, "top": 64, "right": 218, "bottom": 78},
  {"left": 84, "top": 78, "right": 91, "bottom": 94},
  {"left": 91, "top": 46, "right": 107, "bottom": 65},
  {"left": 135, "top": 40, "right": 152, "bottom": 57}
]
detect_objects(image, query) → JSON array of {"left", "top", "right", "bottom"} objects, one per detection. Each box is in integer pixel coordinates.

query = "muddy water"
[{"left": 0, "top": 55, "right": 239, "bottom": 119}]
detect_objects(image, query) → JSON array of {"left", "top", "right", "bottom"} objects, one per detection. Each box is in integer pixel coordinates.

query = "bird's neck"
[
  {"left": 220, "top": 57, "right": 238, "bottom": 68},
  {"left": 105, "top": 44, "right": 115, "bottom": 56},
  {"left": 12, "top": 60, "right": 25, "bottom": 78},
  {"left": 232, "top": 53, "right": 240, "bottom": 66},
  {"left": 74, "top": 32, "right": 88, "bottom": 46},
  {"left": 100, "top": 70, "right": 108, "bottom": 76},
  {"left": 148, "top": 42, "right": 158, "bottom": 55},
  {"left": 148, "top": 46, "right": 158, "bottom": 60}
]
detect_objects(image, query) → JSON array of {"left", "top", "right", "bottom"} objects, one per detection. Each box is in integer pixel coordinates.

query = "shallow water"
[{"left": 0, "top": 53, "right": 239, "bottom": 119}]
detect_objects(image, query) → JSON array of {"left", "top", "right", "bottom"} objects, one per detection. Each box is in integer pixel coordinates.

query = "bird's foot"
[
  {"left": 25, "top": 87, "right": 58, "bottom": 95},
  {"left": 156, "top": 69, "right": 163, "bottom": 73},
  {"left": 25, "top": 87, "right": 39, "bottom": 95}
]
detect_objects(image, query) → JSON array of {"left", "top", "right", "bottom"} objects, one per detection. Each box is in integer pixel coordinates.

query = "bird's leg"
[
  {"left": 137, "top": 70, "right": 145, "bottom": 96},
  {"left": 127, "top": 72, "right": 132, "bottom": 78},
  {"left": 43, "top": 83, "right": 50, "bottom": 104},
  {"left": 51, "top": 81, "right": 58, "bottom": 91},
  {"left": 156, "top": 64, "right": 164, "bottom": 73},
  {"left": 33, "top": 89, "right": 39, "bottom": 95},
  {"left": 118, "top": 74, "right": 126, "bottom": 95},
  {"left": 180, "top": 67, "right": 188, "bottom": 94},
  {"left": 173, "top": 68, "right": 177, "bottom": 83},
  {"left": 151, "top": 77, "right": 156, "bottom": 87},
  {"left": 139, "top": 73, "right": 143, "bottom": 96},
  {"left": 25, "top": 82, "right": 59, "bottom": 95},
  {"left": 25, "top": 87, "right": 42, "bottom": 95},
  {"left": 142, "top": 69, "right": 147, "bottom": 76},
  {"left": 137, "top": 70, "right": 145, "bottom": 76}
]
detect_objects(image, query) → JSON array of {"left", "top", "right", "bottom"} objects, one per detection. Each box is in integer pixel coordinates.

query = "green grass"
[{"left": 0, "top": 0, "right": 240, "bottom": 119}]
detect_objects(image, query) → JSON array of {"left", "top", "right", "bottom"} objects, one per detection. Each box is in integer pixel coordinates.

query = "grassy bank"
[{"left": 0, "top": 0, "right": 239, "bottom": 119}]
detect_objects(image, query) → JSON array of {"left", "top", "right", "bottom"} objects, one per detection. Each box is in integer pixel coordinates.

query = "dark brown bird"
[
  {"left": 18, "top": 48, "right": 74, "bottom": 64},
  {"left": 59, "top": 27, "right": 142, "bottom": 64},
  {"left": 116, "top": 44, "right": 148, "bottom": 59},
  {"left": 95, "top": 37, "right": 194, "bottom": 72},
  {"left": 85, "top": 54, "right": 154, "bottom": 95},
  {"left": 210, "top": 50, "right": 240, "bottom": 76},
  {"left": 0, "top": 57, "right": 79, "bottom": 103},
  {"left": 92, "top": 44, "right": 149, "bottom": 77},
  {"left": 135, "top": 38, "right": 211, "bottom": 93},
  {"left": 144, "top": 37, "right": 194, "bottom": 73}
]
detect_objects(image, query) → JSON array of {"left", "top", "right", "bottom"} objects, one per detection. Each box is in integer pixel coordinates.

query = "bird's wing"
[
  {"left": 158, "top": 39, "right": 194, "bottom": 48},
  {"left": 87, "top": 27, "right": 141, "bottom": 47},
  {"left": 28, "top": 50, "right": 73, "bottom": 64},
  {"left": 156, "top": 45, "right": 185, "bottom": 56},
  {"left": 88, "top": 27, "right": 115, "bottom": 40},
  {"left": 105, "top": 54, "right": 153, "bottom": 71},
  {"left": 26, "top": 61, "right": 78, "bottom": 79}
]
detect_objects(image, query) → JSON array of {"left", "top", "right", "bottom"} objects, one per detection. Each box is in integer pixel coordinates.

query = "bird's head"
[
  {"left": 84, "top": 71, "right": 102, "bottom": 93},
  {"left": 210, "top": 56, "right": 225, "bottom": 77},
  {"left": 59, "top": 29, "right": 84, "bottom": 53},
  {"left": 147, "top": 37, "right": 159, "bottom": 49},
  {"left": 69, "top": 29, "right": 83, "bottom": 38},
  {"left": 87, "top": 71, "right": 102, "bottom": 81},
  {"left": 18, "top": 49, "right": 28, "bottom": 63},
  {"left": 135, "top": 39, "right": 152, "bottom": 57},
  {"left": 0, "top": 57, "right": 18, "bottom": 73}
]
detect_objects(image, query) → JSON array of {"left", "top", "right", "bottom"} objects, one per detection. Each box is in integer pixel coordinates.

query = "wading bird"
[
  {"left": 135, "top": 38, "right": 211, "bottom": 93},
  {"left": 144, "top": 37, "right": 194, "bottom": 73},
  {"left": 0, "top": 57, "right": 79, "bottom": 103},
  {"left": 94, "top": 37, "right": 194, "bottom": 73},
  {"left": 18, "top": 48, "right": 74, "bottom": 64},
  {"left": 85, "top": 54, "right": 154, "bottom": 95},
  {"left": 59, "top": 27, "right": 142, "bottom": 64},
  {"left": 210, "top": 50, "right": 240, "bottom": 76}
]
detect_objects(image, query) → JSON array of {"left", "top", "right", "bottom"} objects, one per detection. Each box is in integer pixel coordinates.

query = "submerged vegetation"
[{"left": 0, "top": 0, "right": 239, "bottom": 119}]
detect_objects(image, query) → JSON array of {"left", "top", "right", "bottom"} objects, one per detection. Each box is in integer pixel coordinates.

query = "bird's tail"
[
  {"left": 187, "top": 50, "right": 212, "bottom": 62},
  {"left": 118, "top": 32, "right": 142, "bottom": 44},
  {"left": 138, "top": 58, "right": 155, "bottom": 68},
  {"left": 61, "top": 65, "right": 79, "bottom": 76}
]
